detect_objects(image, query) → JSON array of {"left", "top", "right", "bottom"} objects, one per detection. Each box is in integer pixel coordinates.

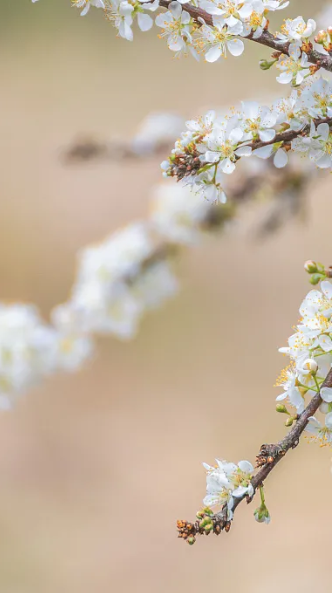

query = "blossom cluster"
[
  {"left": 0, "top": 304, "right": 93, "bottom": 409},
  {"left": 69, "top": 0, "right": 291, "bottom": 62},
  {"left": 52, "top": 223, "right": 178, "bottom": 340},
  {"left": 277, "top": 279, "right": 332, "bottom": 445},
  {"left": 203, "top": 459, "right": 254, "bottom": 518},
  {"left": 33, "top": 0, "right": 330, "bottom": 80},
  {"left": 161, "top": 77, "right": 332, "bottom": 203},
  {"left": 0, "top": 173, "right": 225, "bottom": 407}
]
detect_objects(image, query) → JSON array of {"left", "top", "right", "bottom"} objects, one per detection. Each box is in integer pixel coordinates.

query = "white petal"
[
  {"left": 221, "top": 158, "right": 236, "bottom": 174},
  {"left": 227, "top": 38, "right": 244, "bottom": 57},
  {"left": 325, "top": 412, "right": 332, "bottom": 430},
  {"left": 119, "top": 20, "right": 133, "bottom": 40},
  {"left": 242, "top": 101, "right": 259, "bottom": 120},
  {"left": 80, "top": 3, "right": 90, "bottom": 15},
  {"left": 235, "top": 145, "right": 252, "bottom": 157},
  {"left": 321, "top": 387, "right": 332, "bottom": 403},
  {"left": 274, "top": 148, "right": 288, "bottom": 168},
  {"left": 253, "top": 145, "right": 274, "bottom": 159},
  {"left": 205, "top": 45, "right": 223, "bottom": 62},
  {"left": 277, "top": 71, "right": 293, "bottom": 84},
  {"left": 321, "top": 281, "right": 332, "bottom": 300},
  {"left": 238, "top": 460, "right": 254, "bottom": 473},
  {"left": 137, "top": 12, "right": 153, "bottom": 31},
  {"left": 229, "top": 127, "right": 243, "bottom": 144},
  {"left": 318, "top": 334, "right": 332, "bottom": 352},
  {"left": 276, "top": 393, "right": 287, "bottom": 401},
  {"left": 259, "top": 128, "right": 276, "bottom": 142},
  {"left": 168, "top": 35, "right": 184, "bottom": 51},
  {"left": 316, "top": 153, "right": 332, "bottom": 169},
  {"left": 317, "top": 123, "right": 329, "bottom": 140},
  {"left": 232, "top": 486, "right": 248, "bottom": 498},
  {"left": 169, "top": 1, "right": 182, "bottom": 17}
]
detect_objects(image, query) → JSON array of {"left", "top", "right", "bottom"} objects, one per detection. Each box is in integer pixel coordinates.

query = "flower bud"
[
  {"left": 285, "top": 417, "right": 294, "bottom": 427},
  {"left": 254, "top": 504, "right": 270, "bottom": 524},
  {"left": 187, "top": 536, "right": 196, "bottom": 545},
  {"left": 304, "top": 260, "right": 317, "bottom": 273},
  {"left": 259, "top": 58, "right": 276, "bottom": 70},
  {"left": 302, "top": 359, "right": 318, "bottom": 374},
  {"left": 276, "top": 404, "right": 289, "bottom": 414},
  {"left": 310, "top": 273, "right": 323, "bottom": 285},
  {"left": 199, "top": 517, "right": 212, "bottom": 528},
  {"left": 315, "top": 30, "right": 326, "bottom": 44}
]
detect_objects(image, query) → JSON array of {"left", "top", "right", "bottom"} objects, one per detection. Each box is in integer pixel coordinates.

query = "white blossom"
[
  {"left": 198, "top": 0, "right": 253, "bottom": 24},
  {"left": 150, "top": 182, "right": 214, "bottom": 243},
  {"left": 277, "top": 280, "right": 332, "bottom": 442},
  {"left": 72, "top": 0, "right": 105, "bottom": 16},
  {"left": 300, "top": 77, "right": 332, "bottom": 120},
  {"left": 199, "top": 19, "right": 244, "bottom": 62},
  {"left": 292, "top": 121, "right": 332, "bottom": 169},
  {"left": 203, "top": 115, "right": 250, "bottom": 172},
  {"left": 239, "top": 101, "right": 277, "bottom": 142},
  {"left": 276, "top": 16, "right": 316, "bottom": 58},
  {"left": 273, "top": 90, "right": 305, "bottom": 131},
  {"left": 203, "top": 458, "right": 254, "bottom": 517},
  {"left": 276, "top": 51, "right": 311, "bottom": 86},
  {"left": 155, "top": 2, "right": 198, "bottom": 58}
]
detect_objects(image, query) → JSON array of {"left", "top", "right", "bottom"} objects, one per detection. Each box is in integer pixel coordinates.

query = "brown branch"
[
  {"left": 249, "top": 116, "right": 332, "bottom": 152},
  {"left": 158, "top": 0, "right": 332, "bottom": 72},
  {"left": 170, "top": 117, "right": 332, "bottom": 181},
  {"left": 177, "top": 368, "right": 332, "bottom": 543},
  {"left": 241, "top": 367, "right": 332, "bottom": 507}
]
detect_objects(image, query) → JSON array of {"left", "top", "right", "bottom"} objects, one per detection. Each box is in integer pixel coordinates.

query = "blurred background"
[{"left": 0, "top": 0, "right": 331, "bottom": 591}]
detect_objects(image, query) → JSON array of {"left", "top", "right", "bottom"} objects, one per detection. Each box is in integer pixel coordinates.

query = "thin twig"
[
  {"left": 177, "top": 368, "right": 332, "bottom": 543},
  {"left": 235, "top": 367, "right": 332, "bottom": 511}
]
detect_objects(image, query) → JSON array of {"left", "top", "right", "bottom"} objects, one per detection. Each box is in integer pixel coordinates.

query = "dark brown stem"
[{"left": 158, "top": 0, "right": 332, "bottom": 72}]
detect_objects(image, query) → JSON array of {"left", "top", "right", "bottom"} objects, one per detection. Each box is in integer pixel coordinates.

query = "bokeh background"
[{"left": 0, "top": 1, "right": 332, "bottom": 592}]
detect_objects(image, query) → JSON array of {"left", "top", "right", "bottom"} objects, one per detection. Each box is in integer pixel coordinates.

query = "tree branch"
[
  {"left": 158, "top": 0, "right": 332, "bottom": 72},
  {"left": 177, "top": 368, "right": 332, "bottom": 543},
  {"left": 249, "top": 116, "right": 332, "bottom": 152}
]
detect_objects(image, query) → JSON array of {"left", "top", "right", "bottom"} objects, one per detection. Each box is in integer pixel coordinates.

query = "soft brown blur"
[{"left": 0, "top": 1, "right": 331, "bottom": 592}]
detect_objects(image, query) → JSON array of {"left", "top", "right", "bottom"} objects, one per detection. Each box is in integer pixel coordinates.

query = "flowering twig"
[
  {"left": 250, "top": 116, "right": 332, "bottom": 152},
  {"left": 157, "top": 0, "right": 332, "bottom": 71},
  {"left": 177, "top": 367, "right": 332, "bottom": 543}
]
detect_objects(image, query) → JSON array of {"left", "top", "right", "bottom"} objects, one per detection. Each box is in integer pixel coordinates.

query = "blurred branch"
[
  {"left": 62, "top": 136, "right": 172, "bottom": 164},
  {"left": 177, "top": 368, "right": 332, "bottom": 543}
]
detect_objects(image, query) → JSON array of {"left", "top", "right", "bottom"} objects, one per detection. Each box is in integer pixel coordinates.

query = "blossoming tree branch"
[{"left": 10, "top": 0, "right": 331, "bottom": 542}]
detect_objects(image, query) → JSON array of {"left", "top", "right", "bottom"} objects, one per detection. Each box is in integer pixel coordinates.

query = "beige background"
[{"left": 0, "top": 1, "right": 331, "bottom": 592}]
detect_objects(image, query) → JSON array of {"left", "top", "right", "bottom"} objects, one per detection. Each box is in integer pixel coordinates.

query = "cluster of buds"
[
  {"left": 255, "top": 443, "right": 285, "bottom": 468},
  {"left": 164, "top": 144, "right": 203, "bottom": 182},
  {"left": 314, "top": 26, "right": 332, "bottom": 53},
  {"left": 276, "top": 403, "right": 299, "bottom": 427},
  {"left": 304, "top": 260, "right": 332, "bottom": 286},
  {"left": 176, "top": 507, "right": 231, "bottom": 545}
]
